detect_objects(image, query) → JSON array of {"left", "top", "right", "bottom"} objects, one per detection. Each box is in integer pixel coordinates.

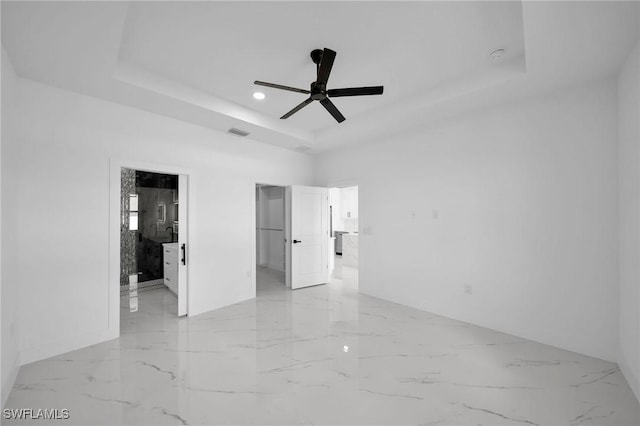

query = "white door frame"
[{"left": 109, "top": 158, "right": 193, "bottom": 337}]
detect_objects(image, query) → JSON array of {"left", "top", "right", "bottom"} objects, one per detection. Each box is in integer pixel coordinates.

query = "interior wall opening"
[
  {"left": 120, "top": 168, "right": 180, "bottom": 316},
  {"left": 255, "top": 184, "right": 286, "bottom": 291},
  {"left": 329, "top": 186, "right": 359, "bottom": 289}
]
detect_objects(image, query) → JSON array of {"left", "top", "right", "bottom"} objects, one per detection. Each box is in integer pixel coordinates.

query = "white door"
[
  {"left": 177, "top": 175, "right": 188, "bottom": 316},
  {"left": 286, "top": 185, "right": 329, "bottom": 289}
]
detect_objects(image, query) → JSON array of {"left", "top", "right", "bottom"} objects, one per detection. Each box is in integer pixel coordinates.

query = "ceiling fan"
[{"left": 254, "top": 48, "right": 384, "bottom": 123}]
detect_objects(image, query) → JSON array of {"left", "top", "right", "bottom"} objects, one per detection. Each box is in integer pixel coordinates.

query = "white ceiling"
[
  {"left": 2, "top": 1, "right": 638, "bottom": 153},
  {"left": 119, "top": 1, "right": 524, "bottom": 131}
]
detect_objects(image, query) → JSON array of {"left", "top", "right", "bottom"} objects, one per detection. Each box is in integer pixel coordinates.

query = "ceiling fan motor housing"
[{"left": 310, "top": 81, "right": 326, "bottom": 100}]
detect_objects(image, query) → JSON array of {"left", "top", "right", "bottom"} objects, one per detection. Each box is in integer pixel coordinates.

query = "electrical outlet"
[{"left": 464, "top": 283, "right": 473, "bottom": 295}]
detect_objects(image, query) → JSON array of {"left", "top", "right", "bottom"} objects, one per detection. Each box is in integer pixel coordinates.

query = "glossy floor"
[{"left": 5, "top": 262, "right": 640, "bottom": 425}]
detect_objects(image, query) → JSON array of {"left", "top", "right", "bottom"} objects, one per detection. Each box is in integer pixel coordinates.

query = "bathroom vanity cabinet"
[{"left": 163, "top": 243, "right": 179, "bottom": 295}]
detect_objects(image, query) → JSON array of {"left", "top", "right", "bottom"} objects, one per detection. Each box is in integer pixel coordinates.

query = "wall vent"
[{"left": 228, "top": 128, "right": 250, "bottom": 137}]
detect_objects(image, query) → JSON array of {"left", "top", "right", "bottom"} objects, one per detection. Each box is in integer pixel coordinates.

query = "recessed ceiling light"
[
  {"left": 228, "top": 128, "right": 250, "bottom": 137},
  {"left": 253, "top": 92, "right": 265, "bottom": 100},
  {"left": 489, "top": 48, "right": 506, "bottom": 61}
]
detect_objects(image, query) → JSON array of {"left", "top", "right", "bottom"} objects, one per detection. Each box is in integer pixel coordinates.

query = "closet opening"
[{"left": 255, "top": 184, "right": 286, "bottom": 292}]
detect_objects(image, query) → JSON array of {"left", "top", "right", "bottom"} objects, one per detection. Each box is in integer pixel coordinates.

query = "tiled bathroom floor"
[{"left": 4, "top": 263, "right": 640, "bottom": 425}]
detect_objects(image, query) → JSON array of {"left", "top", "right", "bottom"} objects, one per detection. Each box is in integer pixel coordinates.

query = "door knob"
[{"left": 293, "top": 239, "right": 302, "bottom": 244}]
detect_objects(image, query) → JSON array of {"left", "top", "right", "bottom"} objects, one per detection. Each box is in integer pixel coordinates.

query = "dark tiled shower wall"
[
  {"left": 136, "top": 187, "right": 177, "bottom": 282},
  {"left": 120, "top": 168, "right": 137, "bottom": 286}
]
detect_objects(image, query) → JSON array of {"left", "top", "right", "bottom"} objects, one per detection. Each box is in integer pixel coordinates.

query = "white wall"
[
  {"left": 5, "top": 78, "right": 314, "bottom": 365},
  {"left": 315, "top": 79, "right": 619, "bottom": 361},
  {"left": 618, "top": 41, "right": 640, "bottom": 400},
  {"left": 1, "top": 48, "right": 20, "bottom": 406}
]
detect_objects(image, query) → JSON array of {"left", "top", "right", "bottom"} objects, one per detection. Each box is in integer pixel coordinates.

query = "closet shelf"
[{"left": 257, "top": 227, "right": 284, "bottom": 231}]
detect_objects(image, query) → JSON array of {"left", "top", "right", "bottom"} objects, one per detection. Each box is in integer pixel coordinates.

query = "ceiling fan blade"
[
  {"left": 327, "top": 86, "right": 384, "bottom": 97},
  {"left": 254, "top": 81, "right": 310, "bottom": 94},
  {"left": 320, "top": 98, "right": 345, "bottom": 123},
  {"left": 316, "top": 48, "right": 336, "bottom": 86},
  {"left": 281, "top": 98, "right": 314, "bottom": 119}
]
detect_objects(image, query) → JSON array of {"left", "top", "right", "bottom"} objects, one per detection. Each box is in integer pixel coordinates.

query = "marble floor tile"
[{"left": 4, "top": 262, "right": 639, "bottom": 425}]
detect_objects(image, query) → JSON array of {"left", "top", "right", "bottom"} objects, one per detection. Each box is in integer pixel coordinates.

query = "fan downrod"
[{"left": 310, "top": 49, "right": 327, "bottom": 99}]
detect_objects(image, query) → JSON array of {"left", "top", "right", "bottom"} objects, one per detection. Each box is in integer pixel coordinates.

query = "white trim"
[
  {"left": 266, "top": 260, "right": 285, "bottom": 272},
  {"left": 618, "top": 355, "right": 640, "bottom": 403},
  {"left": 177, "top": 174, "right": 189, "bottom": 316},
  {"left": 19, "top": 328, "right": 117, "bottom": 366},
  {"left": 109, "top": 158, "right": 193, "bottom": 339},
  {"left": 285, "top": 186, "right": 292, "bottom": 288},
  {"left": 251, "top": 186, "right": 257, "bottom": 297}
]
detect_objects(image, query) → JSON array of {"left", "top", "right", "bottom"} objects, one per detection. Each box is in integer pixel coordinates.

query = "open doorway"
[
  {"left": 120, "top": 168, "right": 187, "bottom": 318},
  {"left": 329, "top": 186, "right": 359, "bottom": 289},
  {"left": 255, "top": 184, "right": 286, "bottom": 292}
]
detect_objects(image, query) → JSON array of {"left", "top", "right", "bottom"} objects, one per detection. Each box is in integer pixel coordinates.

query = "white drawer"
[
  {"left": 164, "top": 263, "right": 177, "bottom": 278},
  {"left": 163, "top": 257, "right": 178, "bottom": 268},
  {"left": 162, "top": 243, "right": 179, "bottom": 296},
  {"left": 164, "top": 249, "right": 178, "bottom": 258},
  {"left": 164, "top": 276, "right": 177, "bottom": 295}
]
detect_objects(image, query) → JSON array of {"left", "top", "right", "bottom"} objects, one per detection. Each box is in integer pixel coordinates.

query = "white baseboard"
[
  {"left": 19, "top": 327, "right": 118, "bottom": 366},
  {"left": 359, "top": 285, "right": 616, "bottom": 363},
  {"left": 2, "top": 353, "right": 20, "bottom": 408},
  {"left": 258, "top": 261, "right": 284, "bottom": 273},
  {"left": 618, "top": 356, "right": 640, "bottom": 403},
  {"left": 266, "top": 262, "right": 284, "bottom": 272}
]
